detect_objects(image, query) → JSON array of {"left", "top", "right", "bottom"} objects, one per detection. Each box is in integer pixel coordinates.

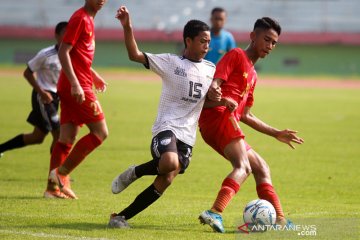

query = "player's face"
[
  {"left": 211, "top": 11, "right": 226, "bottom": 32},
  {"left": 86, "top": 0, "right": 107, "bottom": 11},
  {"left": 252, "top": 28, "right": 279, "bottom": 58},
  {"left": 187, "top": 31, "right": 211, "bottom": 60}
]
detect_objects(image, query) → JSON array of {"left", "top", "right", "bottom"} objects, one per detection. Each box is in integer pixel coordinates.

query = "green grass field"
[{"left": 0, "top": 66, "right": 359, "bottom": 239}]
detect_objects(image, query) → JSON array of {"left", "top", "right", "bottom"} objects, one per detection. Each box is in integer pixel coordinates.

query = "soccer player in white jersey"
[
  {"left": 108, "top": 6, "right": 215, "bottom": 228},
  {"left": 0, "top": 22, "right": 68, "bottom": 198}
]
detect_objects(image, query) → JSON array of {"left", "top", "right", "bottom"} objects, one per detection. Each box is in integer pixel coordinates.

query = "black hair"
[
  {"left": 183, "top": 19, "right": 210, "bottom": 48},
  {"left": 211, "top": 7, "right": 226, "bottom": 15},
  {"left": 253, "top": 17, "right": 281, "bottom": 36},
  {"left": 55, "top": 21, "right": 68, "bottom": 35}
]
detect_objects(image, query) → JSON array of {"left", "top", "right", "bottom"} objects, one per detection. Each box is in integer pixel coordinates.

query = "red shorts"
[
  {"left": 58, "top": 90, "right": 104, "bottom": 126},
  {"left": 199, "top": 107, "right": 251, "bottom": 157}
]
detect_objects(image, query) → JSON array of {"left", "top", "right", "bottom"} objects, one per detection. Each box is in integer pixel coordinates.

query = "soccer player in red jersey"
[
  {"left": 48, "top": 0, "right": 108, "bottom": 199},
  {"left": 198, "top": 17, "right": 304, "bottom": 233}
]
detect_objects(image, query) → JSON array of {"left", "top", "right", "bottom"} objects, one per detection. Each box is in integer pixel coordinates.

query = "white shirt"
[
  {"left": 145, "top": 53, "right": 215, "bottom": 146},
  {"left": 27, "top": 45, "right": 61, "bottom": 93}
]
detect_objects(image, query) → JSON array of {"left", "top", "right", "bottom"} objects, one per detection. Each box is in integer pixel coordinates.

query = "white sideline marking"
[{"left": 0, "top": 229, "right": 113, "bottom": 240}]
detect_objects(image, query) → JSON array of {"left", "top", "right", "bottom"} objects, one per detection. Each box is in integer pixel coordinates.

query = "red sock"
[
  {"left": 61, "top": 133, "right": 102, "bottom": 175},
  {"left": 211, "top": 178, "right": 240, "bottom": 213},
  {"left": 49, "top": 141, "right": 72, "bottom": 173},
  {"left": 256, "top": 183, "right": 285, "bottom": 219}
]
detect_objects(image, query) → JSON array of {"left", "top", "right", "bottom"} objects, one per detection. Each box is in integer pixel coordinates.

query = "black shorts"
[
  {"left": 150, "top": 130, "right": 193, "bottom": 174},
  {"left": 27, "top": 89, "right": 60, "bottom": 134}
]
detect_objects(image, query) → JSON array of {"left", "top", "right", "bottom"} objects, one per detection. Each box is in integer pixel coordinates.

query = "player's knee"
[
  {"left": 232, "top": 159, "right": 252, "bottom": 176},
  {"left": 92, "top": 128, "right": 108, "bottom": 142},
  {"left": 168, "top": 158, "right": 179, "bottom": 172},
  {"left": 238, "top": 162, "right": 252, "bottom": 177},
  {"left": 159, "top": 154, "right": 179, "bottom": 173},
  {"left": 60, "top": 136, "right": 76, "bottom": 144}
]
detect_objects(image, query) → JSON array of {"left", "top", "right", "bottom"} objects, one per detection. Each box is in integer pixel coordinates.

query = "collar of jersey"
[{"left": 182, "top": 55, "right": 202, "bottom": 63}]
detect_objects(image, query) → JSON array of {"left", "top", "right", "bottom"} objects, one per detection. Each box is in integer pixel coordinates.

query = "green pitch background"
[
  {"left": 0, "top": 39, "right": 360, "bottom": 77},
  {"left": 0, "top": 66, "right": 359, "bottom": 239}
]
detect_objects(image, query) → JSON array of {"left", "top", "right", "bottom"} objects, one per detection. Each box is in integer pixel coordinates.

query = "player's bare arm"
[
  {"left": 23, "top": 67, "right": 53, "bottom": 104},
  {"left": 91, "top": 68, "right": 108, "bottom": 93},
  {"left": 203, "top": 97, "right": 238, "bottom": 112},
  {"left": 207, "top": 78, "right": 223, "bottom": 101},
  {"left": 116, "top": 6, "right": 146, "bottom": 64},
  {"left": 58, "top": 42, "right": 85, "bottom": 104},
  {"left": 240, "top": 106, "right": 304, "bottom": 149}
]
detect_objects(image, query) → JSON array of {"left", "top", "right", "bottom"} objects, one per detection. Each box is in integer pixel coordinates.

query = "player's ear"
[
  {"left": 185, "top": 37, "right": 192, "bottom": 48},
  {"left": 250, "top": 31, "right": 256, "bottom": 42}
]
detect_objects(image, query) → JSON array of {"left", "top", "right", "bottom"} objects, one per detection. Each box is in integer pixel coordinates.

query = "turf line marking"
[{"left": 0, "top": 229, "right": 113, "bottom": 240}]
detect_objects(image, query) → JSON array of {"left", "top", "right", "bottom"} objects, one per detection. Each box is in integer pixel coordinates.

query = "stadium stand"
[{"left": 0, "top": 0, "right": 359, "bottom": 44}]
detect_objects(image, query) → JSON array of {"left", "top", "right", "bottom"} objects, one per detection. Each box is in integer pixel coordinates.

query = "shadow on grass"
[
  {"left": 47, "top": 222, "right": 107, "bottom": 231},
  {"left": 0, "top": 195, "right": 42, "bottom": 200},
  {"left": 130, "top": 223, "right": 237, "bottom": 235}
]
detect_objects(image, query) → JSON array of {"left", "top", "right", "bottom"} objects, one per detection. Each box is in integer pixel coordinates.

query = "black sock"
[
  {"left": 135, "top": 159, "right": 159, "bottom": 178},
  {"left": 0, "top": 134, "right": 25, "bottom": 153},
  {"left": 119, "top": 184, "right": 162, "bottom": 220}
]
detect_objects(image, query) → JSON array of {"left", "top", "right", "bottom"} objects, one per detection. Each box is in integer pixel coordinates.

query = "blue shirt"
[{"left": 205, "top": 29, "right": 236, "bottom": 64}]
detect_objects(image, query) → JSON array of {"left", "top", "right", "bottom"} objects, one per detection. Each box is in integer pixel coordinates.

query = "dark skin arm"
[
  {"left": 240, "top": 106, "right": 304, "bottom": 149},
  {"left": 23, "top": 67, "right": 53, "bottom": 104}
]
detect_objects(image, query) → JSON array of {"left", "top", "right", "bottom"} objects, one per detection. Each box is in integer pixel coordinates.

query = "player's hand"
[
  {"left": 275, "top": 129, "right": 304, "bottom": 149},
  {"left": 71, "top": 84, "right": 85, "bottom": 104},
  {"left": 94, "top": 79, "right": 108, "bottom": 93},
  {"left": 207, "top": 85, "right": 222, "bottom": 101},
  {"left": 223, "top": 97, "right": 238, "bottom": 112},
  {"left": 116, "top": 6, "right": 131, "bottom": 27},
  {"left": 92, "top": 69, "right": 107, "bottom": 93},
  {"left": 39, "top": 90, "right": 53, "bottom": 104}
]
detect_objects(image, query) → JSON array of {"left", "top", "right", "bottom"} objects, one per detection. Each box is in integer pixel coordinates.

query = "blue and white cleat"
[
  {"left": 273, "top": 218, "right": 295, "bottom": 230},
  {"left": 199, "top": 210, "right": 225, "bottom": 233},
  {"left": 284, "top": 219, "right": 295, "bottom": 228}
]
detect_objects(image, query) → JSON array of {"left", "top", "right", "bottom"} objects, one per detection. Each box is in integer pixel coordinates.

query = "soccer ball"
[{"left": 243, "top": 199, "right": 276, "bottom": 232}]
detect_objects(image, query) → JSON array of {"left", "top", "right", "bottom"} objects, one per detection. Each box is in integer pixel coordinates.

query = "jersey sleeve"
[
  {"left": 63, "top": 14, "right": 84, "bottom": 46},
  {"left": 27, "top": 49, "right": 46, "bottom": 72},
  {"left": 246, "top": 77, "right": 257, "bottom": 107},
  {"left": 213, "top": 49, "right": 240, "bottom": 82},
  {"left": 143, "top": 53, "right": 171, "bottom": 76}
]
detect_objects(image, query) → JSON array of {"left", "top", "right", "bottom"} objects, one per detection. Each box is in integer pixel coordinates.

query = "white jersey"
[
  {"left": 27, "top": 45, "right": 61, "bottom": 93},
  {"left": 145, "top": 53, "right": 215, "bottom": 146}
]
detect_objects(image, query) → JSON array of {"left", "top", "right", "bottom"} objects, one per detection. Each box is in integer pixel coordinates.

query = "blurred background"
[{"left": 0, "top": 0, "right": 359, "bottom": 76}]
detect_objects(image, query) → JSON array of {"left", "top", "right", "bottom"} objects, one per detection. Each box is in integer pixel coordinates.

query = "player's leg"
[
  {"left": 0, "top": 127, "right": 47, "bottom": 155},
  {"left": 50, "top": 120, "right": 107, "bottom": 198},
  {"left": 109, "top": 133, "right": 189, "bottom": 227},
  {"left": 136, "top": 131, "right": 178, "bottom": 177},
  {"left": 48, "top": 123, "right": 79, "bottom": 199},
  {"left": 109, "top": 160, "right": 181, "bottom": 228},
  {"left": 57, "top": 119, "right": 107, "bottom": 176},
  {"left": 44, "top": 128, "right": 62, "bottom": 197},
  {"left": 49, "top": 129, "right": 60, "bottom": 154},
  {"left": 112, "top": 130, "right": 177, "bottom": 194},
  {"left": 248, "top": 149, "right": 289, "bottom": 226},
  {"left": 200, "top": 138, "right": 251, "bottom": 233},
  {"left": 212, "top": 138, "right": 251, "bottom": 213}
]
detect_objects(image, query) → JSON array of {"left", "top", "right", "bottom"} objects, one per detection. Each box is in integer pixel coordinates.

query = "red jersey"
[
  {"left": 199, "top": 48, "right": 256, "bottom": 155},
  {"left": 57, "top": 7, "right": 95, "bottom": 93},
  {"left": 214, "top": 48, "right": 257, "bottom": 121}
]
